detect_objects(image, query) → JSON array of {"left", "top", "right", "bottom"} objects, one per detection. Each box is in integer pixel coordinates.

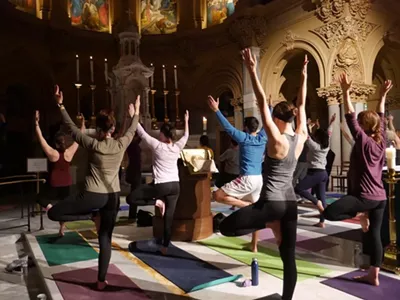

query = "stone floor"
[{"left": 1, "top": 193, "right": 400, "bottom": 300}]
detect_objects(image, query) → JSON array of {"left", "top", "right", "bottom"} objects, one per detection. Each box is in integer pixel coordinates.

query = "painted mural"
[
  {"left": 141, "top": 0, "right": 177, "bottom": 35},
  {"left": 9, "top": 0, "right": 36, "bottom": 14},
  {"left": 70, "top": 0, "right": 109, "bottom": 33},
  {"left": 207, "top": 0, "right": 237, "bottom": 27}
]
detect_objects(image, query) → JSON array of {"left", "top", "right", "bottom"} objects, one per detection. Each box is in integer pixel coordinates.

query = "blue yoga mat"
[{"left": 129, "top": 240, "right": 241, "bottom": 292}]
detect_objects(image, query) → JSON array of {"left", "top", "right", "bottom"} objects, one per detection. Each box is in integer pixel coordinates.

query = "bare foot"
[
  {"left": 359, "top": 213, "right": 370, "bottom": 233},
  {"left": 46, "top": 204, "right": 53, "bottom": 211},
  {"left": 316, "top": 200, "right": 324, "bottom": 214},
  {"left": 155, "top": 199, "right": 165, "bottom": 217},
  {"left": 313, "top": 222, "right": 325, "bottom": 228},
  {"left": 242, "top": 243, "right": 258, "bottom": 253},
  {"left": 354, "top": 274, "right": 379, "bottom": 286},
  {"left": 266, "top": 221, "right": 282, "bottom": 246},
  {"left": 160, "top": 247, "right": 168, "bottom": 255},
  {"left": 92, "top": 214, "right": 101, "bottom": 233},
  {"left": 58, "top": 222, "right": 65, "bottom": 237},
  {"left": 97, "top": 280, "right": 108, "bottom": 290}
]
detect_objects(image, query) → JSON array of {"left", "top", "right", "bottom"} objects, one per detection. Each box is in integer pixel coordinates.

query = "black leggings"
[
  {"left": 323, "top": 196, "right": 386, "bottom": 267},
  {"left": 220, "top": 200, "right": 298, "bottom": 300},
  {"left": 295, "top": 169, "right": 328, "bottom": 222},
  {"left": 127, "top": 182, "right": 180, "bottom": 247},
  {"left": 47, "top": 191, "right": 120, "bottom": 282}
]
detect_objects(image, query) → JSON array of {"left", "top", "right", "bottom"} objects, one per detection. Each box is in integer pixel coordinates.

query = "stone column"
[
  {"left": 231, "top": 97, "right": 244, "bottom": 131},
  {"left": 143, "top": 87, "right": 152, "bottom": 131},
  {"left": 353, "top": 102, "right": 366, "bottom": 115},
  {"left": 40, "top": 0, "right": 51, "bottom": 20},
  {"left": 340, "top": 103, "right": 352, "bottom": 163},
  {"left": 243, "top": 46, "right": 261, "bottom": 129}
]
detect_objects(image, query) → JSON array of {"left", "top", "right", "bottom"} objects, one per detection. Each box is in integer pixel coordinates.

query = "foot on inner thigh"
[
  {"left": 160, "top": 247, "right": 168, "bottom": 255},
  {"left": 46, "top": 204, "right": 53, "bottom": 211},
  {"left": 316, "top": 200, "right": 325, "bottom": 214},
  {"left": 155, "top": 199, "right": 165, "bottom": 217},
  {"left": 97, "top": 280, "right": 108, "bottom": 290},
  {"left": 358, "top": 212, "right": 370, "bottom": 233},
  {"left": 266, "top": 221, "right": 282, "bottom": 246},
  {"left": 313, "top": 222, "right": 325, "bottom": 228},
  {"left": 354, "top": 274, "right": 379, "bottom": 286}
]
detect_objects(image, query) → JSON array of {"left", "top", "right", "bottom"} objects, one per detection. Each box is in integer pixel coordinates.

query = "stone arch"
[{"left": 260, "top": 39, "right": 327, "bottom": 101}]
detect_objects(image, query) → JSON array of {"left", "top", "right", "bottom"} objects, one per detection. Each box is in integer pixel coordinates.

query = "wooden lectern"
[{"left": 153, "top": 149, "right": 215, "bottom": 241}]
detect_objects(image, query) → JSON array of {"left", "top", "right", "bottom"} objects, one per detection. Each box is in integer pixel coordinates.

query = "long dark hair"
[
  {"left": 96, "top": 109, "right": 116, "bottom": 133},
  {"left": 272, "top": 101, "right": 296, "bottom": 123},
  {"left": 313, "top": 128, "right": 330, "bottom": 149},
  {"left": 160, "top": 123, "right": 174, "bottom": 140},
  {"left": 54, "top": 132, "right": 66, "bottom": 152}
]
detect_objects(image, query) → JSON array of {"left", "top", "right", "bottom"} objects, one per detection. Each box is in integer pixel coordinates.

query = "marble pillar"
[
  {"left": 340, "top": 104, "right": 352, "bottom": 163},
  {"left": 329, "top": 103, "right": 341, "bottom": 166},
  {"left": 143, "top": 87, "right": 152, "bottom": 130},
  {"left": 353, "top": 102, "right": 366, "bottom": 116},
  {"left": 231, "top": 97, "right": 244, "bottom": 131},
  {"left": 243, "top": 46, "right": 262, "bottom": 130}
]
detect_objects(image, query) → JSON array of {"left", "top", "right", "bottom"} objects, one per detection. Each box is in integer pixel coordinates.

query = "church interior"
[{"left": 1, "top": 0, "right": 400, "bottom": 299}]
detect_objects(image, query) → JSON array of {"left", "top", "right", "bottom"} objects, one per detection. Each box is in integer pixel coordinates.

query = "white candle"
[
  {"left": 150, "top": 63, "right": 154, "bottom": 88},
  {"left": 90, "top": 56, "right": 94, "bottom": 83},
  {"left": 174, "top": 65, "right": 178, "bottom": 90},
  {"left": 386, "top": 145, "right": 396, "bottom": 169},
  {"left": 162, "top": 65, "right": 166, "bottom": 89},
  {"left": 104, "top": 58, "right": 108, "bottom": 84},
  {"left": 76, "top": 54, "right": 80, "bottom": 82},
  {"left": 203, "top": 117, "right": 207, "bottom": 132}
]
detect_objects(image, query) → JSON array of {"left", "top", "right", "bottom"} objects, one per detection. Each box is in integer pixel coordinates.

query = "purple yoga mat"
[
  {"left": 322, "top": 270, "right": 400, "bottom": 300},
  {"left": 264, "top": 232, "right": 311, "bottom": 243},
  {"left": 297, "top": 238, "right": 338, "bottom": 252},
  {"left": 52, "top": 264, "right": 149, "bottom": 300}
]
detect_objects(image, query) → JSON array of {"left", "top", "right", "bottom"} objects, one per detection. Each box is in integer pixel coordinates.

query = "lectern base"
[
  {"left": 153, "top": 215, "right": 213, "bottom": 242},
  {"left": 382, "top": 244, "right": 400, "bottom": 275}
]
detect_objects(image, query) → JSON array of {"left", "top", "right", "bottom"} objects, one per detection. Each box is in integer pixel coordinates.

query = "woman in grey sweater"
[{"left": 295, "top": 114, "right": 336, "bottom": 228}]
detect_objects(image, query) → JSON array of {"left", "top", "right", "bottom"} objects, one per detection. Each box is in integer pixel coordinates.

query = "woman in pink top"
[
  {"left": 323, "top": 74, "right": 393, "bottom": 286},
  {"left": 127, "top": 111, "right": 189, "bottom": 255},
  {"left": 35, "top": 111, "right": 83, "bottom": 236}
]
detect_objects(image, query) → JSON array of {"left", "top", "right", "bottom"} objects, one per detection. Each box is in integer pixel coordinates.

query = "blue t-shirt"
[{"left": 216, "top": 111, "right": 267, "bottom": 176}]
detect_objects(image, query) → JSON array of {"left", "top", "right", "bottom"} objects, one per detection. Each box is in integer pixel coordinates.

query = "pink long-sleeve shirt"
[{"left": 136, "top": 124, "right": 189, "bottom": 184}]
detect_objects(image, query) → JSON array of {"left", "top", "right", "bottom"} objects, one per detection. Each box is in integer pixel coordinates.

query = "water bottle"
[
  {"left": 37, "top": 294, "right": 47, "bottom": 300},
  {"left": 354, "top": 244, "right": 362, "bottom": 268},
  {"left": 251, "top": 258, "right": 259, "bottom": 286},
  {"left": 22, "top": 260, "right": 28, "bottom": 276}
]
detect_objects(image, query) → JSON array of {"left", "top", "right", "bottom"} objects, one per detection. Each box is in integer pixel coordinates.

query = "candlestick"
[
  {"left": 382, "top": 168, "right": 400, "bottom": 274},
  {"left": 76, "top": 54, "right": 80, "bottom": 82},
  {"left": 150, "top": 89, "right": 158, "bottom": 130},
  {"left": 104, "top": 58, "right": 108, "bottom": 84},
  {"left": 174, "top": 65, "right": 178, "bottom": 90},
  {"left": 150, "top": 63, "right": 154, "bottom": 88},
  {"left": 90, "top": 56, "right": 94, "bottom": 83},
  {"left": 175, "top": 90, "right": 183, "bottom": 129},
  {"left": 75, "top": 83, "right": 82, "bottom": 124},
  {"left": 90, "top": 84, "right": 96, "bottom": 128},
  {"left": 386, "top": 146, "right": 396, "bottom": 169},
  {"left": 203, "top": 117, "right": 207, "bottom": 133},
  {"left": 163, "top": 90, "right": 169, "bottom": 123},
  {"left": 162, "top": 65, "right": 166, "bottom": 89}
]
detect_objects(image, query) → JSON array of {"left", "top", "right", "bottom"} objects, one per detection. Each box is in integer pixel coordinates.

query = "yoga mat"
[
  {"left": 66, "top": 216, "right": 132, "bottom": 230},
  {"left": 52, "top": 264, "right": 149, "bottom": 300},
  {"left": 331, "top": 229, "right": 362, "bottom": 242},
  {"left": 321, "top": 270, "right": 400, "bottom": 300},
  {"left": 326, "top": 197, "right": 338, "bottom": 205},
  {"left": 343, "top": 216, "right": 360, "bottom": 224},
  {"left": 254, "top": 229, "right": 311, "bottom": 243},
  {"left": 200, "top": 237, "right": 329, "bottom": 281},
  {"left": 36, "top": 232, "right": 98, "bottom": 266},
  {"left": 129, "top": 240, "right": 241, "bottom": 292},
  {"left": 211, "top": 206, "right": 237, "bottom": 214},
  {"left": 326, "top": 193, "right": 345, "bottom": 198}
]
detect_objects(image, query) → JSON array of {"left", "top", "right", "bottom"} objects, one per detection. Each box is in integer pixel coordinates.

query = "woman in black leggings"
[
  {"left": 323, "top": 74, "right": 393, "bottom": 286},
  {"left": 219, "top": 49, "right": 309, "bottom": 300},
  {"left": 40, "top": 86, "right": 140, "bottom": 290},
  {"left": 127, "top": 111, "right": 189, "bottom": 255}
]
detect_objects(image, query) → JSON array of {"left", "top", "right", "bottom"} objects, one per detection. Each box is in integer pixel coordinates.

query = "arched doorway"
[{"left": 278, "top": 50, "right": 326, "bottom": 127}]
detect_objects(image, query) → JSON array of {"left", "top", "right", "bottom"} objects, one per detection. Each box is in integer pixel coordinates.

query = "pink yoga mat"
[{"left": 52, "top": 264, "right": 149, "bottom": 300}]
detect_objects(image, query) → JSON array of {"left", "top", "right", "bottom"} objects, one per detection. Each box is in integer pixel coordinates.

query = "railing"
[{"left": 0, "top": 177, "right": 46, "bottom": 232}]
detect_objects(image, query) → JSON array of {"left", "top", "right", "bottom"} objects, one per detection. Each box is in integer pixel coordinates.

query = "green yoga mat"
[
  {"left": 36, "top": 232, "right": 98, "bottom": 266},
  {"left": 200, "top": 237, "right": 330, "bottom": 281},
  {"left": 65, "top": 216, "right": 131, "bottom": 230}
]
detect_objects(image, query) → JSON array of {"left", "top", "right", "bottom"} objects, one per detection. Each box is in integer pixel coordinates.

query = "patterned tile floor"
[{"left": 1, "top": 193, "right": 400, "bottom": 300}]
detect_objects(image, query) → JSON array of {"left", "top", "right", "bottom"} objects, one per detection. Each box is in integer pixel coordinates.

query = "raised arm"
[
  {"left": 328, "top": 113, "right": 336, "bottom": 136},
  {"left": 54, "top": 85, "right": 96, "bottom": 149},
  {"left": 64, "top": 114, "right": 86, "bottom": 162},
  {"left": 175, "top": 110, "right": 189, "bottom": 150},
  {"left": 241, "top": 48, "right": 283, "bottom": 144},
  {"left": 340, "top": 73, "right": 355, "bottom": 114},
  {"left": 136, "top": 123, "right": 160, "bottom": 150},
  {"left": 118, "top": 97, "right": 140, "bottom": 149},
  {"left": 208, "top": 96, "right": 247, "bottom": 143},
  {"left": 340, "top": 123, "right": 354, "bottom": 146},
  {"left": 295, "top": 55, "right": 309, "bottom": 138},
  {"left": 34, "top": 111, "right": 59, "bottom": 162},
  {"left": 378, "top": 80, "right": 393, "bottom": 114},
  {"left": 387, "top": 115, "right": 396, "bottom": 131}
]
